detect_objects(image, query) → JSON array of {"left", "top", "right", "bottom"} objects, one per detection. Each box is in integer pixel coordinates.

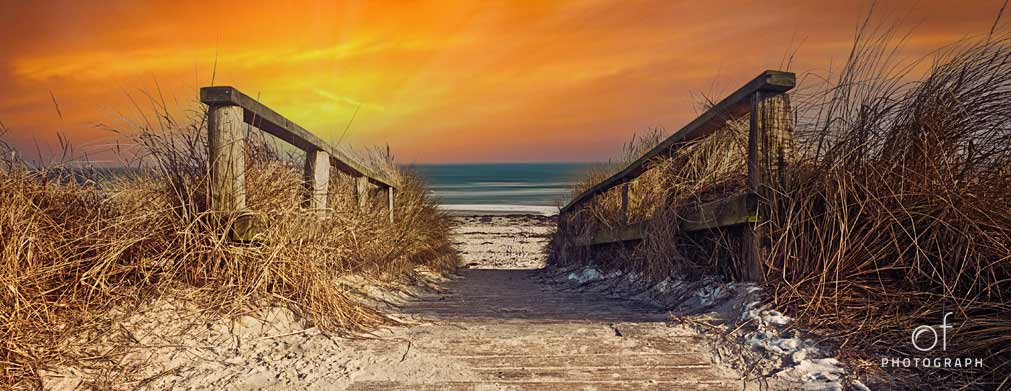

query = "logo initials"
[{"left": 912, "top": 312, "right": 953, "bottom": 352}]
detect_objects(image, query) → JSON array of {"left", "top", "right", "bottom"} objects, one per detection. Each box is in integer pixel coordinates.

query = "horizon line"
[{"left": 404, "top": 160, "right": 607, "bottom": 166}]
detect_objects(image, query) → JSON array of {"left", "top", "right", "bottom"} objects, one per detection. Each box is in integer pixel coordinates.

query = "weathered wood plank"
[
  {"left": 304, "top": 149, "right": 330, "bottom": 209},
  {"left": 420, "top": 336, "right": 701, "bottom": 356},
  {"left": 619, "top": 183, "right": 629, "bottom": 223},
  {"left": 457, "top": 352, "right": 705, "bottom": 368},
  {"left": 348, "top": 380, "right": 736, "bottom": 391},
  {"left": 560, "top": 70, "right": 794, "bottom": 214},
  {"left": 356, "top": 176, "right": 370, "bottom": 210},
  {"left": 387, "top": 187, "right": 395, "bottom": 223},
  {"left": 476, "top": 365, "right": 715, "bottom": 382},
  {"left": 577, "top": 192, "right": 757, "bottom": 246},
  {"left": 680, "top": 192, "right": 758, "bottom": 231},
  {"left": 750, "top": 93, "right": 794, "bottom": 194},
  {"left": 207, "top": 105, "right": 246, "bottom": 212},
  {"left": 575, "top": 221, "right": 650, "bottom": 247},
  {"left": 202, "top": 86, "right": 326, "bottom": 151},
  {"left": 740, "top": 91, "right": 793, "bottom": 282},
  {"left": 200, "top": 86, "right": 395, "bottom": 189}
]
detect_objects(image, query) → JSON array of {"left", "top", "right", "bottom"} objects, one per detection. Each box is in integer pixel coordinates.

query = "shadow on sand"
[{"left": 401, "top": 268, "right": 669, "bottom": 323}]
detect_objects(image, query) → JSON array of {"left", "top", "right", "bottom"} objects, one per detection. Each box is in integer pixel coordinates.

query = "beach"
[
  {"left": 450, "top": 214, "right": 556, "bottom": 268},
  {"left": 39, "top": 213, "right": 753, "bottom": 390}
]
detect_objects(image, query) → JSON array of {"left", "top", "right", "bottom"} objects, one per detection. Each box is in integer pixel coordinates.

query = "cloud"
[{"left": 0, "top": 0, "right": 1003, "bottom": 163}]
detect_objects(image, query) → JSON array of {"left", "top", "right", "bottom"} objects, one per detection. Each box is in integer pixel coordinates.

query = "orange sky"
[{"left": 0, "top": 0, "right": 1005, "bottom": 164}]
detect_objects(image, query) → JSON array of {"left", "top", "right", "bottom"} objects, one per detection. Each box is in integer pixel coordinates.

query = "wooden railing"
[
  {"left": 200, "top": 86, "right": 397, "bottom": 237},
  {"left": 560, "top": 70, "right": 796, "bottom": 282}
]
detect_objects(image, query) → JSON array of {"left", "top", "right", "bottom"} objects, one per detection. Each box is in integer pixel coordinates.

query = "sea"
[
  {"left": 53, "top": 162, "right": 600, "bottom": 216},
  {"left": 410, "top": 162, "right": 599, "bottom": 216}
]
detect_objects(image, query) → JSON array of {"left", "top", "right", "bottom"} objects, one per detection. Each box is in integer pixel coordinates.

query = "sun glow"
[{"left": 0, "top": 0, "right": 1001, "bottom": 163}]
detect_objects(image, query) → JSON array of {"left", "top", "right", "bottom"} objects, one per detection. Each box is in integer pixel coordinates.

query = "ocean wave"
[
  {"left": 437, "top": 204, "right": 559, "bottom": 216},
  {"left": 472, "top": 181, "right": 576, "bottom": 187},
  {"left": 430, "top": 189, "right": 570, "bottom": 197},
  {"left": 428, "top": 181, "right": 576, "bottom": 189}
]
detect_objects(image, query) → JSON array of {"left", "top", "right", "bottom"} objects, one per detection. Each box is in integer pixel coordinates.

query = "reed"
[
  {"left": 550, "top": 26, "right": 1011, "bottom": 390},
  {"left": 0, "top": 106, "right": 458, "bottom": 389}
]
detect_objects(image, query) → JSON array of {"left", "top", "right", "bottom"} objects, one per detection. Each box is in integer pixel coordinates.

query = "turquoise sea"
[{"left": 410, "top": 163, "right": 599, "bottom": 215}]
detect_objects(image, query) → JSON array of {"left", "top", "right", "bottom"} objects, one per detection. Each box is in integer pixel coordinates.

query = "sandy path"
[
  {"left": 338, "top": 215, "right": 743, "bottom": 390},
  {"left": 69, "top": 215, "right": 747, "bottom": 390}
]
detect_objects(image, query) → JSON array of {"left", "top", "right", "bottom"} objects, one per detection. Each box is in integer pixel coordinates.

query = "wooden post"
[
  {"left": 620, "top": 182, "right": 630, "bottom": 224},
  {"left": 304, "top": 149, "right": 330, "bottom": 209},
  {"left": 387, "top": 187, "right": 395, "bottom": 223},
  {"left": 761, "top": 94, "right": 794, "bottom": 189},
  {"left": 743, "top": 91, "right": 793, "bottom": 282},
  {"left": 201, "top": 85, "right": 398, "bottom": 241},
  {"left": 208, "top": 105, "right": 246, "bottom": 212},
  {"left": 356, "top": 176, "right": 369, "bottom": 210}
]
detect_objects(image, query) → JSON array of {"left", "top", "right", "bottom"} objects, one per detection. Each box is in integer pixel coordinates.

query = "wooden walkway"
[{"left": 346, "top": 267, "right": 742, "bottom": 390}]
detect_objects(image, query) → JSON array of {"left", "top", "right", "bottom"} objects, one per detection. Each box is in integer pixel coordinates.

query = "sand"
[
  {"left": 41, "top": 214, "right": 858, "bottom": 390},
  {"left": 451, "top": 214, "right": 555, "bottom": 269}
]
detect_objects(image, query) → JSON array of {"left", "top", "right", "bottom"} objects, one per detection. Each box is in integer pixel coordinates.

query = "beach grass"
[
  {"left": 549, "top": 25, "right": 1011, "bottom": 389},
  {"left": 0, "top": 108, "right": 458, "bottom": 389}
]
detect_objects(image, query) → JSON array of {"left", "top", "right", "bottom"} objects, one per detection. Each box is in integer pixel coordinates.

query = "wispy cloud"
[{"left": 0, "top": 0, "right": 1001, "bottom": 163}]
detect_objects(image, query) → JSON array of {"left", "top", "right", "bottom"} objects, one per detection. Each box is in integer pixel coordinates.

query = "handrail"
[
  {"left": 561, "top": 70, "right": 796, "bottom": 282},
  {"left": 200, "top": 86, "right": 395, "bottom": 189},
  {"left": 200, "top": 86, "right": 397, "bottom": 234},
  {"left": 560, "top": 70, "right": 794, "bottom": 214}
]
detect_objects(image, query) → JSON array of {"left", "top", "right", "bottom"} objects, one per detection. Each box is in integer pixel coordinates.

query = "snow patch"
[
  {"left": 550, "top": 264, "right": 857, "bottom": 391},
  {"left": 743, "top": 311, "right": 847, "bottom": 391},
  {"left": 566, "top": 267, "right": 604, "bottom": 283},
  {"left": 746, "top": 331, "right": 806, "bottom": 355},
  {"left": 694, "top": 285, "right": 728, "bottom": 306},
  {"left": 776, "top": 358, "right": 847, "bottom": 391},
  {"left": 650, "top": 278, "right": 682, "bottom": 294}
]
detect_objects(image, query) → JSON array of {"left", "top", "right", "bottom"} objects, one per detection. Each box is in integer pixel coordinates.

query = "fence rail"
[
  {"left": 200, "top": 86, "right": 396, "bottom": 238},
  {"left": 561, "top": 70, "right": 795, "bottom": 282}
]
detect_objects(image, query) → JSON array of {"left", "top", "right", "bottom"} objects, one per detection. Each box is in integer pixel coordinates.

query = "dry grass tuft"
[
  {"left": 553, "top": 121, "right": 749, "bottom": 280},
  {"left": 0, "top": 107, "right": 458, "bottom": 389},
  {"left": 550, "top": 27, "right": 1011, "bottom": 390}
]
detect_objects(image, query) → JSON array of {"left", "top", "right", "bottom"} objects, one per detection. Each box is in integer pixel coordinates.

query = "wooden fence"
[
  {"left": 559, "top": 70, "right": 795, "bottom": 282},
  {"left": 200, "top": 86, "right": 397, "bottom": 238}
]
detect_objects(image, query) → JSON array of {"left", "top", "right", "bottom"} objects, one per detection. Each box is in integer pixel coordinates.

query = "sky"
[{"left": 0, "top": 0, "right": 1005, "bottom": 164}]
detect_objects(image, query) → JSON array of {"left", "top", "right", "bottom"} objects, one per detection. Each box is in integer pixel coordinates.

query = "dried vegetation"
[
  {"left": 0, "top": 106, "right": 458, "bottom": 389},
  {"left": 550, "top": 26, "right": 1011, "bottom": 390}
]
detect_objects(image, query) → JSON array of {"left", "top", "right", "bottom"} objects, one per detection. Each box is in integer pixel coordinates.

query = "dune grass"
[
  {"left": 549, "top": 27, "right": 1011, "bottom": 390},
  {"left": 0, "top": 108, "right": 458, "bottom": 389}
]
